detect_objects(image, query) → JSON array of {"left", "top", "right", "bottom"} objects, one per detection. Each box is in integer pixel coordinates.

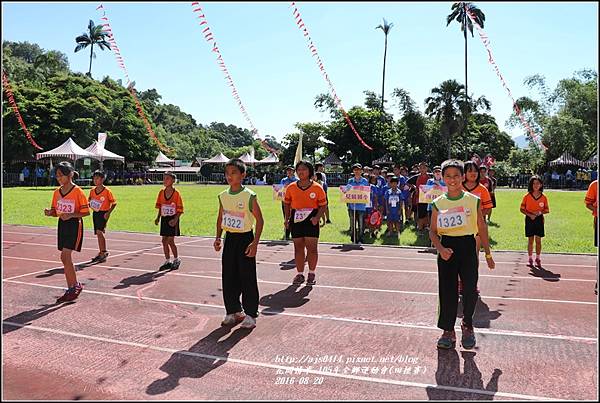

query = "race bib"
[
  {"left": 161, "top": 203, "right": 177, "bottom": 217},
  {"left": 389, "top": 195, "right": 400, "bottom": 208},
  {"left": 437, "top": 206, "right": 467, "bottom": 229},
  {"left": 56, "top": 198, "right": 75, "bottom": 214},
  {"left": 89, "top": 198, "right": 102, "bottom": 212},
  {"left": 294, "top": 208, "right": 313, "bottom": 223},
  {"left": 222, "top": 210, "right": 245, "bottom": 231}
]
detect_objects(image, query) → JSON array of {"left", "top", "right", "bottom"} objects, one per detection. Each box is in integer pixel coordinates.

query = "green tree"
[
  {"left": 376, "top": 18, "right": 393, "bottom": 112},
  {"left": 74, "top": 20, "right": 111, "bottom": 78}
]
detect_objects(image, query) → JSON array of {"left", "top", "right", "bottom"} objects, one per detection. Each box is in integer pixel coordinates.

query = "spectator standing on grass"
[{"left": 22, "top": 165, "right": 30, "bottom": 186}]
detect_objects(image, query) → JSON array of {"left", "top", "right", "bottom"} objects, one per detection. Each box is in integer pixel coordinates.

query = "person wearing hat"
[
  {"left": 154, "top": 171, "right": 184, "bottom": 270},
  {"left": 346, "top": 163, "right": 369, "bottom": 243},
  {"left": 280, "top": 166, "right": 298, "bottom": 240}
]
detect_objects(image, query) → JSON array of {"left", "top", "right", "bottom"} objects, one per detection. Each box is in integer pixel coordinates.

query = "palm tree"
[
  {"left": 376, "top": 18, "right": 393, "bottom": 112},
  {"left": 74, "top": 20, "right": 111, "bottom": 78},
  {"left": 424, "top": 80, "right": 467, "bottom": 159},
  {"left": 446, "top": 3, "right": 485, "bottom": 137}
]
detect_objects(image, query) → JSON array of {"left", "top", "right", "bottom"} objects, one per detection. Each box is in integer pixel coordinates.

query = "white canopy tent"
[
  {"left": 239, "top": 152, "right": 259, "bottom": 164},
  {"left": 36, "top": 137, "right": 95, "bottom": 161},
  {"left": 155, "top": 151, "right": 175, "bottom": 166},
  {"left": 257, "top": 153, "right": 279, "bottom": 164},
  {"left": 85, "top": 141, "right": 125, "bottom": 169},
  {"left": 202, "top": 152, "right": 231, "bottom": 164}
]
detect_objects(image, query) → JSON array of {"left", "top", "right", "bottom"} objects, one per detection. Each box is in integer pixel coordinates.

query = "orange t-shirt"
[
  {"left": 585, "top": 180, "right": 598, "bottom": 217},
  {"left": 520, "top": 193, "right": 550, "bottom": 215},
  {"left": 283, "top": 181, "right": 327, "bottom": 210},
  {"left": 155, "top": 187, "right": 184, "bottom": 216},
  {"left": 52, "top": 185, "right": 89, "bottom": 216},
  {"left": 88, "top": 186, "right": 116, "bottom": 212},
  {"left": 464, "top": 182, "right": 493, "bottom": 210}
]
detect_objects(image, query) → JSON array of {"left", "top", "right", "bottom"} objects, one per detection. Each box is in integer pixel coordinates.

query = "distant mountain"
[{"left": 513, "top": 135, "right": 529, "bottom": 149}]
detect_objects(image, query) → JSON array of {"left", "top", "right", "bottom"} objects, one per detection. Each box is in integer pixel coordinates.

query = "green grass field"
[{"left": 2, "top": 185, "right": 596, "bottom": 253}]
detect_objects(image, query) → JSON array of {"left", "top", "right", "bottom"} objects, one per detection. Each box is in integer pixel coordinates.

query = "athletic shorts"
[
  {"left": 417, "top": 203, "right": 429, "bottom": 219},
  {"left": 290, "top": 209, "right": 320, "bottom": 239},
  {"left": 160, "top": 215, "right": 180, "bottom": 237},
  {"left": 58, "top": 217, "right": 84, "bottom": 252},
  {"left": 595, "top": 217, "right": 597, "bottom": 248},
  {"left": 93, "top": 210, "right": 109, "bottom": 234},
  {"left": 525, "top": 215, "right": 544, "bottom": 238},
  {"left": 491, "top": 193, "right": 497, "bottom": 208}
]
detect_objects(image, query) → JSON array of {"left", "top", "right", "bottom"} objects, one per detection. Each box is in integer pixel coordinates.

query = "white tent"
[
  {"left": 239, "top": 152, "right": 259, "bottom": 164},
  {"left": 155, "top": 151, "right": 175, "bottom": 166},
  {"left": 203, "top": 152, "right": 230, "bottom": 164},
  {"left": 257, "top": 153, "right": 279, "bottom": 164},
  {"left": 36, "top": 137, "right": 95, "bottom": 161},
  {"left": 85, "top": 141, "right": 125, "bottom": 163}
]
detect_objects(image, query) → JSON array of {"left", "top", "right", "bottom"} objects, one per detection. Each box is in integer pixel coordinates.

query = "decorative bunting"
[
  {"left": 2, "top": 70, "right": 43, "bottom": 150},
  {"left": 289, "top": 2, "right": 373, "bottom": 151}
]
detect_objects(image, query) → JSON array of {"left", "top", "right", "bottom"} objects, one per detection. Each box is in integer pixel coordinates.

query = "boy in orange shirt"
[
  {"left": 520, "top": 175, "right": 550, "bottom": 267},
  {"left": 89, "top": 170, "right": 117, "bottom": 263},
  {"left": 154, "top": 172, "right": 184, "bottom": 270},
  {"left": 584, "top": 179, "right": 597, "bottom": 294}
]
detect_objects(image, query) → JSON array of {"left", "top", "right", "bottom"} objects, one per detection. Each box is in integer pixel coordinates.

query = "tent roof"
[
  {"left": 155, "top": 151, "right": 175, "bottom": 164},
  {"left": 84, "top": 141, "right": 125, "bottom": 162},
  {"left": 203, "top": 152, "right": 231, "bottom": 164},
  {"left": 548, "top": 151, "right": 587, "bottom": 168},
  {"left": 372, "top": 153, "right": 394, "bottom": 165},
  {"left": 36, "top": 137, "right": 95, "bottom": 161},
  {"left": 257, "top": 153, "right": 279, "bottom": 164},
  {"left": 239, "top": 152, "right": 259, "bottom": 164},
  {"left": 321, "top": 153, "right": 343, "bottom": 165}
]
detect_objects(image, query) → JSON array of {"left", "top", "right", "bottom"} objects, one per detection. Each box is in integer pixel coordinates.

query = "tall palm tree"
[
  {"left": 376, "top": 18, "right": 393, "bottom": 112},
  {"left": 446, "top": 3, "right": 485, "bottom": 138},
  {"left": 424, "top": 80, "right": 467, "bottom": 159},
  {"left": 74, "top": 20, "right": 111, "bottom": 78}
]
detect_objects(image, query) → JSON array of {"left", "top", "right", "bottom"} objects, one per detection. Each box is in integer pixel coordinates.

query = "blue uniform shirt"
[{"left": 346, "top": 176, "right": 369, "bottom": 211}]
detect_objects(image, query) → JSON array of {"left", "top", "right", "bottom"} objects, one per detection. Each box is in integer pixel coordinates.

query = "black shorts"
[
  {"left": 525, "top": 215, "right": 544, "bottom": 238},
  {"left": 491, "top": 193, "right": 496, "bottom": 208},
  {"left": 595, "top": 217, "right": 597, "bottom": 247},
  {"left": 417, "top": 203, "right": 428, "bottom": 219},
  {"left": 57, "top": 217, "right": 84, "bottom": 252},
  {"left": 93, "top": 211, "right": 109, "bottom": 234},
  {"left": 290, "top": 209, "right": 320, "bottom": 239},
  {"left": 160, "top": 215, "right": 180, "bottom": 237}
]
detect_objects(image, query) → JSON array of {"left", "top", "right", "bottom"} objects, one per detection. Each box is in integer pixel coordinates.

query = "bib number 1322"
[{"left": 222, "top": 210, "right": 245, "bottom": 231}]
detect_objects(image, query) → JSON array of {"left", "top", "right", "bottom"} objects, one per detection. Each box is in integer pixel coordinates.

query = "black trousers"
[
  {"left": 437, "top": 235, "right": 478, "bottom": 330},
  {"left": 282, "top": 203, "right": 291, "bottom": 239},
  {"left": 222, "top": 231, "right": 259, "bottom": 318}
]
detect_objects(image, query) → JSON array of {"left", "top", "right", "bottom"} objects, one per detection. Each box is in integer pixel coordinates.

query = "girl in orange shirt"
[
  {"left": 44, "top": 161, "right": 90, "bottom": 303},
  {"left": 89, "top": 170, "right": 117, "bottom": 263},
  {"left": 520, "top": 175, "right": 550, "bottom": 267},
  {"left": 154, "top": 172, "right": 184, "bottom": 270}
]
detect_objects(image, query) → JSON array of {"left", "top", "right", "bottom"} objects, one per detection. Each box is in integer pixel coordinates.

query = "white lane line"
[
  {"left": 3, "top": 255, "right": 596, "bottom": 305},
  {"left": 3, "top": 279, "right": 596, "bottom": 344},
  {"left": 4, "top": 230, "right": 595, "bottom": 268},
  {"left": 2, "top": 239, "right": 204, "bottom": 281},
  {"left": 2, "top": 229, "right": 210, "bottom": 243},
  {"left": 1, "top": 321, "right": 565, "bottom": 401},
  {"left": 3, "top": 240, "right": 132, "bottom": 254}
]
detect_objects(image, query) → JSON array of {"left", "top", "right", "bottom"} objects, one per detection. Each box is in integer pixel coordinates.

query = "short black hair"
[
  {"left": 369, "top": 174, "right": 377, "bottom": 184},
  {"left": 55, "top": 161, "right": 74, "bottom": 176},
  {"left": 164, "top": 171, "right": 177, "bottom": 180},
  {"left": 441, "top": 159, "right": 464, "bottom": 176},
  {"left": 225, "top": 158, "right": 246, "bottom": 174},
  {"left": 479, "top": 165, "right": 488, "bottom": 171},
  {"left": 315, "top": 172, "right": 323, "bottom": 181},
  {"left": 315, "top": 163, "right": 324, "bottom": 169},
  {"left": 295, "top": 160, "right": 314, "bottom": 178},
  {"left": 390, "top": 176, "right": 399, "bottom": 183},
  {"left": 93, "top": 170, "right": 106, "bottom": 179},
  {"left": 528, "top": 175, "right": 544, "bottom": 193},
  {"left": 463, "top": 160, "right": 480, "bottom": 182}
]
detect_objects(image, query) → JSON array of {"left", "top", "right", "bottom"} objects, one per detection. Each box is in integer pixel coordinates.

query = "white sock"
[
  {"left": 309, "top": 269, "right": 316, "bottom": 274},
  {"left": 536, "top": 254, "right": 541, "bottom": 259}
]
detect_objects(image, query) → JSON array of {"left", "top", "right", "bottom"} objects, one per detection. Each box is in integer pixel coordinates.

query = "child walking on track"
[
  {"left": 430, "top": 159, "right": 495, "bottom": 350},
  {"left": 520, "top": 175, "right": 550, "bottom": 268},
  {"left": 214, "top": 158, "right": 264, "bottom": 329},
  {"left": 44, "top": 162, "right": 90, "bottom": 303},
  {"left": 584, "top": 179, "right": 597, "bottom": 294},
  {"left": 284, "top": 160, "right": 327, "bottom": 286},
  {"left": 88, "top": 170, "right": 117, "bottom": 263},
  {"left": 154, "top": 172, "right": 184, "bottom": 271}
]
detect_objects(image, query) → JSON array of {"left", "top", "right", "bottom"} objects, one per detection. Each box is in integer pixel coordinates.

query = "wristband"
[
  {"left": 215, "top": 237, "right": 222, "bottom": 241},
  {"left": 485, "top": 253, "right": 492, "bottom": 259}
]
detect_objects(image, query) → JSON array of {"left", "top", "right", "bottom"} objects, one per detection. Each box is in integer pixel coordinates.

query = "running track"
[{"left": 2, "top": 224, "right": 598, "bottom": 400}]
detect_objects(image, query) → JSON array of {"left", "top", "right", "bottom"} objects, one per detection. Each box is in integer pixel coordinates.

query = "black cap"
[
  {"left": 164, "top": 171, "right": 177, "bottom": 180},
  {"left": 390, "top": 176, "right": 399, "bottom": 183},
  {"left": 373, "top": 165, "right": 381, "bottom": 170},
  {"left": 285, "top": 166, "right": 294, "bottom": 171},
  {"left": 433, "top": 166, "right": 442, "bottom": 172},
  {"left": 352, "top": 163, "right": 362, "bottom": 169},
  {"left": 386, "top": 172, "right": 394, "bottom": 177}
]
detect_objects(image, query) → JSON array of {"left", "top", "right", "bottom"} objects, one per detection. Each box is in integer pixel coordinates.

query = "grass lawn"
[{"left": 2, "top": 185, "right": 596, "bottom": 254}]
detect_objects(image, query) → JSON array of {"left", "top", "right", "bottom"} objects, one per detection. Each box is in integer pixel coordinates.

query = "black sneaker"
[
  {"left": 306, "top": 273, "right": 316, "bottom": 285},
  {"left": 461, "top": 322, "right": 476, "bottom": 349},
  {"left": 159, "top": 261, "right": 172, "bottom": 271},
  {"left": 97, "top": 252, "right": 109, "bottom": 263},
  {"left": 293, "top": 273, "right": 305, "bottom": 285},
  {"left": 437, "top": 330, "right": 456, "bottom": 349},
  {"left": 326, "top": 219, "right": 331, "bottom": 224}
]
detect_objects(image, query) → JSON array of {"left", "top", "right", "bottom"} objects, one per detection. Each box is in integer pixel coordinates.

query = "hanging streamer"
[
  {"left": 190, "top": 3, "right": 278, "bottom": 154},
  {"left": 465, "top": 8, "right": 546, "bottom": 150},
  {"left": 290, "top": 2, "right": 373, "bottom": 151},
  {"left": 96, "top": 3, "right": 171, "bottom": 153},
  {"left": 2, "top": 70, "right": 43, "bottom": 150}
]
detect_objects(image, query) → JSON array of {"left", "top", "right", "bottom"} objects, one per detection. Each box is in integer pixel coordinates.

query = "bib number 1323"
[{"left": 437, "top": 206, "right": 466, "bottom": 229}]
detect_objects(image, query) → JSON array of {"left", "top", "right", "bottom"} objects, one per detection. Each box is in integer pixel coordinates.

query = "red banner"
[
  {"left": 96, "top": 3, "right": 171, "bottom": 153},
  {"left": 289, "top": 2, "right": 372, "bottom": 151},
  {"left": 190, "top": 3, "right": 277, "bottom": 154},
  {"left": 465, "top": 8, "right": 546, "bottom": 150},
  {"left": 2, "top": 70, "right": 43, "bottom": 150}
]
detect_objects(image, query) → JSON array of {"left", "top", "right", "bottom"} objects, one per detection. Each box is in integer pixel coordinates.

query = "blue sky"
[{"left": 3, "top": 2, "right": 598, "bottom": 145}]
